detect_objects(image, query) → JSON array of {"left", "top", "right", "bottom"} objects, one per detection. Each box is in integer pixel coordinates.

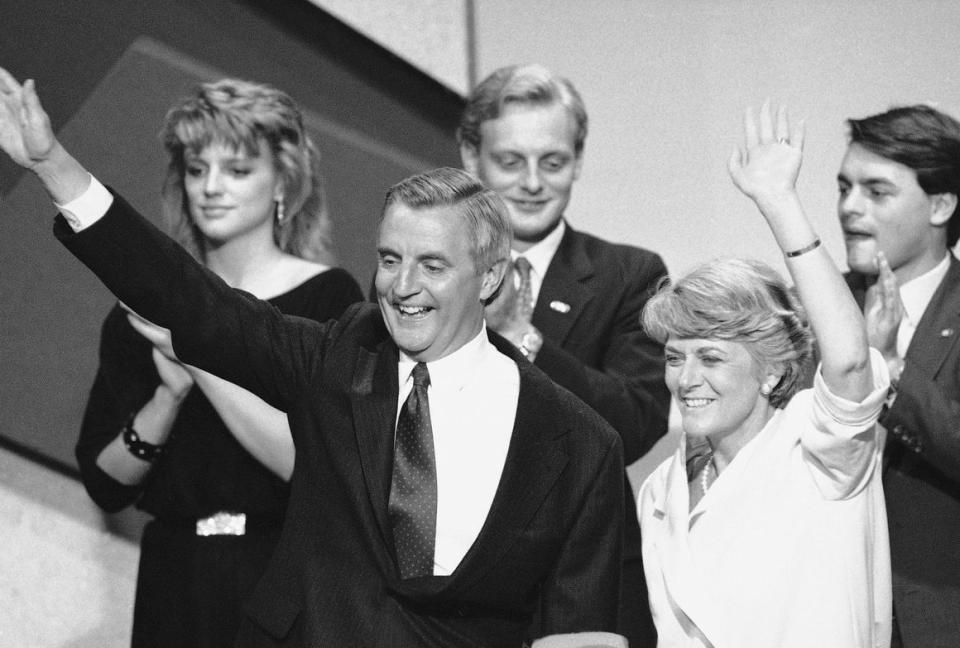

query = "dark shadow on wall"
[{"left": 0, "top": 0, "right": 464, "bottom": 539}]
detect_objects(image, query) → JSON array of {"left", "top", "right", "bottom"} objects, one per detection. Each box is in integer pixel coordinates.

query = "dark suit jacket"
[
  {"left": 532, "top": 226, "right": 669, "bottom": 555},
  {"left": 848, "top": 259, "right": 960, "bottom": 647},
  {"left": 57, "top": 193, "right": 625, "bottom": 648},
  {"left": 530, "top": 225, "right": 668, "bottom": 645}
]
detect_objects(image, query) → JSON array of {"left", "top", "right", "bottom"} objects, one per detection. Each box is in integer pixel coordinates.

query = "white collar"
[
  {"left": 899, "top": 252, "right": 952, "bottom": 325},
  {"left": 398, "top": 325, "right": 492, "bottom": 392},
  {"left": 511, "top": 219, "right": 566, "bottom": 278}
]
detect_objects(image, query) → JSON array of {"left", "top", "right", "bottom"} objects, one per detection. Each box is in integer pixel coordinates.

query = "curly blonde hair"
[{"left": 160, "top": 78, "right": 332, "bottom": 263}]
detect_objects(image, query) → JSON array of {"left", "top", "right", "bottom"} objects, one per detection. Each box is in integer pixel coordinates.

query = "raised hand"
[
  {"left": 864, "top": 251, "right": 904, "bottom": 361},
  {"left": 728, "top": 99, "right": 805, "bottom": 204},
  {"left": 0, "top": 67, "right": 57, "bottom": 169}
]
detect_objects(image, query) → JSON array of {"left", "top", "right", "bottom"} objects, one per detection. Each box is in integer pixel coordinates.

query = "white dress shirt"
[
  {"left": 896, "top": 252, "right": 952, "bottom": 357},
  {"left": 511, "top": 219, "right": 566, "bottom": 306},
  {"left": 639, "top": 350, "right": 891, "bottom": 648},
  {"left": 397, "top": 329, "right": 518, "bottom": 575}
]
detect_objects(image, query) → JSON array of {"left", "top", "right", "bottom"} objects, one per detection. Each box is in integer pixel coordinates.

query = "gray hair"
[{"left": 381, "top": 167, "right": 512, "bottom": 275}]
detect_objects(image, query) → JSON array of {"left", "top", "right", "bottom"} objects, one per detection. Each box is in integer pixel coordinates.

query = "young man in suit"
[
  {"left": 838, "top": 104, "right": 960, "bottom": 648},
  {"left": 0, "top": 69, "right": 626, "bottom": 647},
  {"left": 459, "top": 64, "right": 670, "bottom": 646}
]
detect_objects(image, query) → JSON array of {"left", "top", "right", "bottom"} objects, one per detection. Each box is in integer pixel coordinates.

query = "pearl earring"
[
  {"left": 760, "top": 384, "right": 772, "bottom": 397},
  {"left": 275, "top": 198, "right": 286, "bottom": 224}
]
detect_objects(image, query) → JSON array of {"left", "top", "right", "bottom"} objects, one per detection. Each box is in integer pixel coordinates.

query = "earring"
[
  {"left": 760, "top": 384, "right": 772, "bottom": 397},
  {"left": 275, "top": 198, "right": 286, "bottom": 225}
]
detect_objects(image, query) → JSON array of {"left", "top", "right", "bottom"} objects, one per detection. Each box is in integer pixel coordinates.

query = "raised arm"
[
  {"left": 728, "top": 101, "right": 872, "bottom": 401},
  {"left": 0, "top": 68, "right": 327, "bottom": 408}
]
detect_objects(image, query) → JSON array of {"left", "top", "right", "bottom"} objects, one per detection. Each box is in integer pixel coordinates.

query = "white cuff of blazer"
[
  {"left": 531, "top": 632, "right": 628, "bottom": 648},
  {"left": 56, "top": 174, "right": 113, "bottom": 232}
]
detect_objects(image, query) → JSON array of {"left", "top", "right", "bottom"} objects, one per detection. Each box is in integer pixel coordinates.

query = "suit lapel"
[
  {"left": 905, "top": 257, "right": 960, "bottom": 378},
  {"left": 448, "top": 345, "right": 569, "bottom": 592},
  {"left": 350, "top": 337, "right": 400, "bottom": 555},
  {"left": 534, "top": 226, "right": 594, "bottom": 346}
]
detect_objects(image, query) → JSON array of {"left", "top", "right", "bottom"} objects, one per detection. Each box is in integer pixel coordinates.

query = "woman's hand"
[
  {"left": 124, "top": 307, "right": 178, "bottom": 360},
  {"left": 125, "top": 310, "right": 194, "bottom": 397},
  {"left": 728, "top": 99, "right": 805, "bottom": 205},
  {"left": 0, "top": 68, "right": 58, "bottom": 170},
  {"left": 150, "top": 346, "right": 194, "bottom": 399}
]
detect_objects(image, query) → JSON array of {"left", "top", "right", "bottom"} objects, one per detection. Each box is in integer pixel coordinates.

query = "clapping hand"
[
  {"left": 484, "top": 260, "right": 532, "bottom": 344},
  {"left": 864, "top": 251, "right": 904, "bottom": 362},
  {"left": 125, "top": 308, "right": 194, "bottom": 397},
  {"left": 0, "top": 67, "right": 57, "bottom": 170},
  {"left": 728, "top": 99, "right": 805, "bottom": 204}
]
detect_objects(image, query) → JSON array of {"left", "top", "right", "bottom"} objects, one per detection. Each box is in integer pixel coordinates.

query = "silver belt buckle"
[{"left": 196, "top": 512, "right": 246, "bottom": 536}]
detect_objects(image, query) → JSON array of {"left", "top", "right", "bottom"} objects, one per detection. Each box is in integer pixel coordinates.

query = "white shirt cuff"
[{"left": 55, "top": 175, "right": 113, "bottom": 231}]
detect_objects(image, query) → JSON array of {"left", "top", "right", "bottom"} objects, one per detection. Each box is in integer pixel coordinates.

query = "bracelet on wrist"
[
  {"left": 784, "top": 237, "right": 821, "bottom": 258},
  {"left": 122, "top": 413, "right": 165, "bottom": 462}
]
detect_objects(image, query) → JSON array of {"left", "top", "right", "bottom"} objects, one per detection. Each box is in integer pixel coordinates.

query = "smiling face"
[
  {"left": 665, "top": 337, "right": 777, "bottom": 450},
  {"left": 461, "top": 102, "right": 582, "bottom": 252},
  {"left": 375, "top": 202, "right": 503, "bottom": 362},
  {"left": 183, "top": 139, "right": 282, "bottom": 248},
  {"left": 837, "top": 143, "right": 951, "bottom": 284}
]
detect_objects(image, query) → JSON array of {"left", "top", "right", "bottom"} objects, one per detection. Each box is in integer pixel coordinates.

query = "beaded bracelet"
[
  {"left": 784, "top": 237, "right": 821, "bottom": 258},
  {"left": 122, "top": 413, "right": 165, "bottom": 462}
]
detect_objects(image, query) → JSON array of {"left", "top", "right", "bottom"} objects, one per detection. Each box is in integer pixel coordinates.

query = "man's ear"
[
  {"left": 461, "top": 142, "right": 480, "bottom": 177},
  {"left": 480, "top": 258, "right": 509, "bottom": 302},
  {"left": 572, "top": 150, "right": 584, "bottom": 181},
  {"left": 930, "top": 192, "right": 958, "bottom": 227}
]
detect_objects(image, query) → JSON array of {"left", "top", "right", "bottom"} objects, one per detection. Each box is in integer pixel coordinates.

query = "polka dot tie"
[{"left": 389, "top": 362, "right": 437, "bottom": 579}]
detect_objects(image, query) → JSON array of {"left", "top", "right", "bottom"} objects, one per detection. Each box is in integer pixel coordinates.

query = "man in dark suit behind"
[
  {"left": 837, "top": 104, "right": 960, "bottom": 648},
  {"left": 459, "top": 64, "right": 670, "bottom": 646},
  {"left": 0, "top": 68, "right": 626, "bottom": 647}
]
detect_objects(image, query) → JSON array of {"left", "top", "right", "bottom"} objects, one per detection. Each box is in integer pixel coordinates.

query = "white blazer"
[{"left": 639, "top": 350, "right": 891, "bottom": 648}]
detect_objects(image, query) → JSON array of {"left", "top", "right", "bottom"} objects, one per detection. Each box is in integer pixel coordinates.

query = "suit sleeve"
[
  {"left": 535, "top": 431, "right": 624, "bottom": 637},
  {"left": 55, "top": 190, "right": 337, "bottom": 412},
  {"left": 534, "top": 251, "right": 669, "bottom": 463},
  {"left": 883, "top": 361, "right": 960, "bottom": 482}
]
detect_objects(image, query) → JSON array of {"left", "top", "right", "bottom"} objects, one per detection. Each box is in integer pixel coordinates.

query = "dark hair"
[
  {"left": 381, "top": 167, "right": 512, "bottom": 274},
  {"left": 642, "top": 258, "right": 812, "bottom": 409},
  {"left": 457, "top": 64, "right": 587, "bottom": 155},
  {"left": 160, "top": 78, "right": 332, "bottom": 262},
  {"left": 848, "top": 104, "right": 960, "bottom": 246}
]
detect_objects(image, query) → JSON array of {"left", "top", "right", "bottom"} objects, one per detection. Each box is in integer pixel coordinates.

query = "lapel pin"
[
  {"left": 550, "top": 300, "right": 571, "bottom": 314},
  {"left": 941, "top": 328, "right": 955, "bottom": 338}
]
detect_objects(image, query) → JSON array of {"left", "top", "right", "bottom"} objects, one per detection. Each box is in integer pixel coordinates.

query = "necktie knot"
[
  {"left": 514, "top": 255, "right": 532, "bottom": 280},
  {"left": 411, "top": 362, "right": 430, "bottom": 390}
]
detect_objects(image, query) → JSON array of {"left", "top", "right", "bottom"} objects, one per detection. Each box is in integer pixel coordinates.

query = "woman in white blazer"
[{"left": 638, "top": 102, "right": 892, "bottom": 648}]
